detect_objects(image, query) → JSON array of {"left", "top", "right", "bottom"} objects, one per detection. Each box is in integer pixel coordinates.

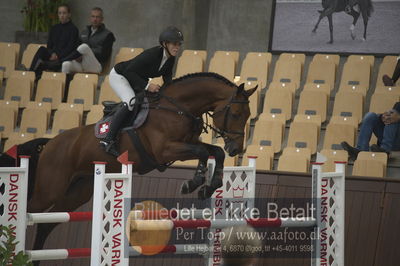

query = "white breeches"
[
  {"left": 61, "top": 44, "right": 102, "bottom": 74},
  {"left": 109, "top": 68, "right": 135, "bottom": 111}
]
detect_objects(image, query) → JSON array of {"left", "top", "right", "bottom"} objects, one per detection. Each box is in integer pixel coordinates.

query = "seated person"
[
  {"left": 29, "top": 4, "right": 79, "bottom": 78},
  {"left": 342, "top": 102, "right": 400, "bottom": 160},
  {"left": 383, "top": 56, "right": 400, "bottom": 86},
  {"left": 221, "top": 225, "right": 262, "bottom": 266},
  {"left": 62, "top": 7, "right": 115, "bottom": 74}
]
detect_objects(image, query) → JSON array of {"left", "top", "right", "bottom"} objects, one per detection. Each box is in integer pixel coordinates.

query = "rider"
[{"left": 100, "top": 26, "right": 183, "bottom": 156}]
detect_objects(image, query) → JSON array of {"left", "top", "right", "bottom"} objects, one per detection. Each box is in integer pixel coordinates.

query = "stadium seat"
[
  {"left": 19, "top": 108, "right": 48, "bottom": 137},
  {"left": 374, "top": 85, "right": 400, "bottom": 95},
  {"left": 0, "top": 42, "right": 20, "bottom": 78},
  {"left": 347, "top": 54, "right": 375, "bottom": 70},
  {"left": 98, "top": 75, "right": 120, "bottom": 103},
  {"left": 332, "top": 91, "right": 364, "bottom": 124},
  {"left": 41, "top": 71, "right": 66, "bottom": 96},
  {"left": 263, "top": 87, "right": 292, "bottom": 121},
  {"left": 376, "top": 56, "right": 399, "bottom": 87},
  {"left": 4, "top": 132, "right": 34, "bottom": 151},
  {"left": 243, "top": 145, "right": 274, "bottom": 171},
  {"left": 352, "top": 151, "right": 387, "bottom": 178},
  {"left": 329, "top": 115, "right": 358, "bottom": 130},
  {"left": 320, "top": 149, "right": 348, "bottom": 172},
  {"left": 44, "top": 109, "right": 80, "bottom": 138},
  {"left": 181, "top": 50, "right": 207, "bottom": 64},
  {"left": 72, "top": 73, "right": 99, "bottom": 88},
  {"left": 286, "top": 121, "right": 319, "bottom": 154},
  {"left": 268, "top": 81, "right": 296, "bottom": 95},
  {"left": 339, "top": 61, "right": 370, "bottom": 89},
  {"left": 303, "top": 83, "right": 331, "bottom": 96},
  {"left": 297, "top": 90, "right": 328, "bottom": 122},
  {"left": 3, "top": 77, "right": 32, "bottom": 108},
  {"left": 174, "top": 54, "right": 203, "bottom": 78},
  {"left": 272, "top": 59, "right": 301, "bottom": 90},
  {"left": 21, "top": 43, "right": 46, "bottom": 69},
  {"left": 369, "top": 92, "right": 400, "bottom": 114},
  {"left": 323, "top": 121, "right": 357, "bottom": 150},
  {"left": 58, "top": 103, "right": 85, "bottom": 124},
  {"left": 114, "top": 47, "right": 144, "bottom": 65},
  {"left": 312, "top": 54, "right": 340, "bottom": 69},
  {"left": 67, "top": 78, "right": 95, "bottom": 111},
  {"left": 0, "top": 100, "right": 19, "bottom": 120},
  {"left": 85, "top": 105, "right": 104, "bottom": 125},
  {"left": 26, "top": 101, "right": 52, "bottom": 121},
  {"left": 213, "top": 50, "right": 239, "bottom": 72},
  {"left": 251, "top": 118, "right": 285, "bottom": 153},
  {"left": 293, "top": 114, "right": 322, "bottom": 135},
  {"left": 278, "top": 53, "right": 305, "bottom": 75},
  {"left": 35, "top": 79, "right": 63, "bottom": 109},
  {"left": 9, "top": 70, "right": 36, "bottom": 88},
  {"left": 239, "top": 52, "right": 271, "bottom": 89},
  {"left": 338, "top": 84, "right": 368, "bottom": 98},
  {"left": 278, "top": 147, "right": 311, "bottom": 173},
  {"left": 208, "top": 55, "right": 235, "bottom": 81},
  {"left": 0, "top": 106, "right": 16, "bottom": 138},
  {"left": 306, "top": 60, "right": 336, "bottom": 91}
]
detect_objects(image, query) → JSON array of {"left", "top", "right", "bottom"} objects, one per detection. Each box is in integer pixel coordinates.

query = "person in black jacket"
[
  {"left": 100, "top": 26, "right": 183, "bottom": 156},
  {"left": 29, "top": 4, "right": 79, "bottom": 78},
  {"left": 61, "top": 7, "right": 115, "bottom": 74}
]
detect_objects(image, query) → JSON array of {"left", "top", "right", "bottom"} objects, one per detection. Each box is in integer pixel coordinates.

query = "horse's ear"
[
  {"left": 237, "top": 83, "right": 245, "bottom": 95},
  {"left": 243, "top": 85, "right": 258, "bottom": 98}
]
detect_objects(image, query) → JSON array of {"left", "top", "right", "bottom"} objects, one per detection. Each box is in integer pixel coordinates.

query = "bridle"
[{"left": 148, "top": 89, "right": 249, "bottom": 141}]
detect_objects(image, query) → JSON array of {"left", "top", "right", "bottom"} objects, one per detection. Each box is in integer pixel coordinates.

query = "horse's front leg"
[
  {"left": 312, "top": 13, "right": 324, "bottom": 33},
  {"left": 159, "top": 141, "right": 210, "bottom": 195},
  {"left": 197, "top": 144, "right": 225, "bottom": 200},
  {"left": 361, "top": 12, "right": 368, "bottom": 41}
]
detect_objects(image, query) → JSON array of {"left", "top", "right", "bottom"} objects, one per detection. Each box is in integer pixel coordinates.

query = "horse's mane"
[{"left": 161, "top": 72, "right": 238, "bottom": 90}]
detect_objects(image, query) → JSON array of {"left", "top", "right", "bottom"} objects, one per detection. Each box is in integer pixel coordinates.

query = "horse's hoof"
[
  {"left": 327, "top": 40, "right": 333, "bottom": 44},
  {"left": 351, "top": 34, "right": 356, "bottom": 40},
  {"left": 362, "top": 38, "right": 366, "bottom": 42},
  {"left": 312, "top": 29, "right": 316, "bottom": 34}
]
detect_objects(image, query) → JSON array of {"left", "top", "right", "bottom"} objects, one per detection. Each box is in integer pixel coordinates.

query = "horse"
[
  {"left": 23, "top": 72, "right": 257, "bottom": 264},
  {"left": 312, "top": 0, "right": 373, "bottom": 44}
]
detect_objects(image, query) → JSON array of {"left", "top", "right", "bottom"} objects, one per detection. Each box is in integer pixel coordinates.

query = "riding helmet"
[{"left": 159, "top": 26, "right": 184, "bottom": 44}]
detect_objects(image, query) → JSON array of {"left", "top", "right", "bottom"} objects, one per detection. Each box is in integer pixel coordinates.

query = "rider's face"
[{"left": 165, "top": 42, "right": 182, "bottom": 57}]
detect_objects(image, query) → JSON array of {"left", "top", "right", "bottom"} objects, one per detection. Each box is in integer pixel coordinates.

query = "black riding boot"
[{"left": 100, "top": 103, "right": 131, "bottom": 157}]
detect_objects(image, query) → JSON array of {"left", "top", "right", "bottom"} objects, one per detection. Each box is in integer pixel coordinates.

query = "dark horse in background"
[
  {"left": 312, "top": 0, "right": 374, "bottom": 43},
  {"left": 0, "top": 72, "right": 257, "bottom": 265}
]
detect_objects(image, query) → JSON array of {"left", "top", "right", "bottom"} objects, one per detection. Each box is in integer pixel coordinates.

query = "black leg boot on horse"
[{"left": 100, "top": 103, "right": 132, "bottom": 157}]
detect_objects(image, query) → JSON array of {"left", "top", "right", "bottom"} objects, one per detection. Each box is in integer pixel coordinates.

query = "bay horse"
[
  {"left": 22, "top": 72, "right": 256, "bottom": 264},
  {"left": 312, "top": 0, "right": 373, "bottom": 43}
]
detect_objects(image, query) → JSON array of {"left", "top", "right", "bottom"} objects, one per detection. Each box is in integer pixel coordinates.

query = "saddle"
[{"left": 94, "top": 95, "right": 149, "bottom": 140}]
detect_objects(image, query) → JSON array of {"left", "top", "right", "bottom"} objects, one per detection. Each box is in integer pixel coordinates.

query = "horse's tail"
[
  {"left": 0, "top": 138, "right": 51, "bottom": 201},
  {"left": 365, "top": 0, "right": 374, "bottom": 17}
]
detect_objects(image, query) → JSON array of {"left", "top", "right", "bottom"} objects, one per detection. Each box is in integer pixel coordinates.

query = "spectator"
[
  {"left": 382, "top": 56, "right": 400, "bottom": 86},
  {"left": 221, "top": 225, "right": 262, "bottom": 266},
  {"left": 62, "top": 7, "right": 115, "bottom": 74},
  {"left": 29, "top": 4, "right": 79, "bottom": 78},
  {"left": 341, "top": 102, "right": 400, "bottom": 160}
]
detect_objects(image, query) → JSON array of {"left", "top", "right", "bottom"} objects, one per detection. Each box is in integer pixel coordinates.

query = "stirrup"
[{"left": 100, "top": 140, "right": 120, "bottom": 157}]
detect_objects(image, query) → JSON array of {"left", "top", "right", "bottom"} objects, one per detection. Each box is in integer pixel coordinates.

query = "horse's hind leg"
[
  {"left": 31, "top": 175, "right": 93, "bottom": 266},
  {"left": 349, "top": 9, "right": 360, "bottom": 40},
  {"left": 327, "top": 14, "right": 334, "bottom": 44},
  {"left": 312, "top": 13, "right": 324, "bottom": 33},
  {"left": 198, "top": 144, "right": 225, "bottom": 200}
]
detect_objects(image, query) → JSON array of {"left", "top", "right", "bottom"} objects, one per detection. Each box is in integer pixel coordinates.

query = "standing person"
[
  {"left": 100, "top": 26, "right": 183, "bottom": 156},
  {"left": 341, "top": 102, "right": 400, "bottom": 160},
  {"left": 382, "top": 56, "right": 400, "bottom": 86},
  {"left": 61, "top": 7, "right": 116, "bottom": 74},
  {"left": 29, "top": 4, "right": 79, "bottom": 78}
]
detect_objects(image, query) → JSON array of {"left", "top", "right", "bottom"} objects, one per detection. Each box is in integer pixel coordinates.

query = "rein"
[{"left": 147, "top": 90, "right": 249, "bottom": 140}]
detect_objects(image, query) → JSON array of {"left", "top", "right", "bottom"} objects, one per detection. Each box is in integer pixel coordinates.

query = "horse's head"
[{"left": 213, "top": 83, "right": 257, "bottom": 156}]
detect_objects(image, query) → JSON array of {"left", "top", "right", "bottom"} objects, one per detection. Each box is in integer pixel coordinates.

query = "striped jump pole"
[
  {"left": 27, "top": 212, "right": 93, "bottom": 225},
  {"left": 26, "top": 248, "right": 91, "bottom": 261},
  {"left": 130, "top": 217, "right": 317, "bottom": 231}
]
